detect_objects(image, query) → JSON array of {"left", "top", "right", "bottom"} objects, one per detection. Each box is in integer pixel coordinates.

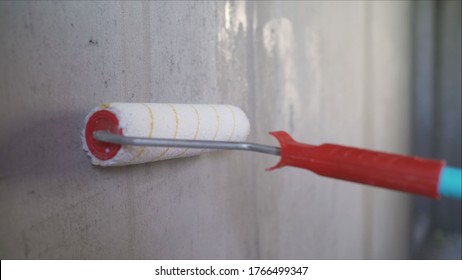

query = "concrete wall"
[{"left": 0, "top": 1, "right": 413, "bottom": 259}]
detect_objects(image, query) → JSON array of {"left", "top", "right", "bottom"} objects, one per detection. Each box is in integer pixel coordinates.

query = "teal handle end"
[{"left": 439, "top": 166, "right": 462, "bottom": 199}]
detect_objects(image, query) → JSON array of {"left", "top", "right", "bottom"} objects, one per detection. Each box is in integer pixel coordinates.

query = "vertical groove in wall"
[
  {"left": 361, "top": 0, "right": 373, "bottom": 260},
  {"left": 142, "top": 1, "right": 152, "bottom": 99},
  {"left": 121, "top": 2, "right": 127, "bottom": 99},
  {"left": 410, "top": 0, "right": 436, "bottom": 258},
  {"left": 428, "top": 0, "right": 443, "bottom": 238},
  {"left": 432, "top": 1, "right": 442, "bottom": 159},
  {"left": 245, "top": 0, "right": 260, "bottom": 259},
  {"left": 411, "top": 1, "right": 436, "bottom": 158}
]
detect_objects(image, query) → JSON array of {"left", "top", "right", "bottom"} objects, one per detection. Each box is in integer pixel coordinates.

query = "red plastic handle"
[{"left": 268, "top": 131, "right": 445, "bottom": 198}]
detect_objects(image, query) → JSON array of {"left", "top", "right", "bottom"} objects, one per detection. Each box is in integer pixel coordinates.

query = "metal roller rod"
[{"left": 93, "top": 131, "right": 281, "bottom": 156}]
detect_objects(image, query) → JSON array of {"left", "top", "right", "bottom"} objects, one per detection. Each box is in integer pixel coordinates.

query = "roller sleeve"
[{"left": 83, "top": 103, "right": 250, "bottom": 166}]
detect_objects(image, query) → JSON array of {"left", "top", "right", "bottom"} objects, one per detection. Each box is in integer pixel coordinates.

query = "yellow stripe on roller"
[
  {"left": 210, "top": 105, "right": 220, "bottom": 141},
  {"left": 227, "top": 106, "right": 236, "bottom": 141},
  {"left": 191, "top": 105, "right": 200, "bottom": 139},
  {"left": 151, "top": 104, "right": 179, "bottom": 161},
  {"left": 99, "top": 103, "right": 111, "bottom": 109},
  {"left": 175, "top": 105, "right": 200, "bottom": 157},
  {"left": 131, "top": 103, "right": 155, "bottom": 162}
]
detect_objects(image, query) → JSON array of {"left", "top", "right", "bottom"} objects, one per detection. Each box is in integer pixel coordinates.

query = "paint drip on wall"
[
  {"left": 303, "top": 27, "right": 323, "bottom": 131},
  {"left": 218, "top": 1, "right": 247, "bottom": 62},
  {"left": 262, "top": 18, "right": 300, "bottom": 132}
]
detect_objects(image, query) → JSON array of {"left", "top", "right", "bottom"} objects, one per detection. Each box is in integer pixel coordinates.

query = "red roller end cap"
[{"left": 85, "top": 110, "right": 122, "bottom": 160}]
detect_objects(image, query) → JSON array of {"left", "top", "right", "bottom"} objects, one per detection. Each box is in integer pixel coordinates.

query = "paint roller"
[
  {"left": 83, "top": 103, "right": 250, "bottom": 166},
  {"left": 83, "top": 103, "right": 461, "bottom": 199}
]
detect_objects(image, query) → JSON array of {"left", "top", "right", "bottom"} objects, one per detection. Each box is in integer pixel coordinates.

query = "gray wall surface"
[{"left": 1, "top": 1, "right": 414, "bottom": 259}]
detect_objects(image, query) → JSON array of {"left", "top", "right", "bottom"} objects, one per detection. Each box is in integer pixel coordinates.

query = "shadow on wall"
[
  {"left": 1, "top": 111, "right": 89, "bottom": 182},
  {"left": 411, "top": 0, "right": 462, "bottom": 259}
]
